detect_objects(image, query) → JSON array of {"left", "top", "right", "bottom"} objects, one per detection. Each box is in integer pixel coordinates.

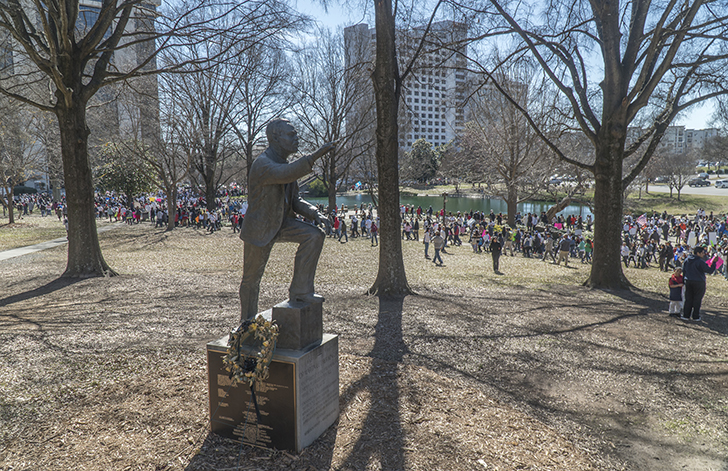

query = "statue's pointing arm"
[{"left": 256, "top": 142, "right": 337, "bottom": 185}]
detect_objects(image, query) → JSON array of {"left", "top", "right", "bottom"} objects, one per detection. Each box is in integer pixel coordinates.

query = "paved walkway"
[{"left": 0, "top": 223, "right": 121, "bottom": 262}]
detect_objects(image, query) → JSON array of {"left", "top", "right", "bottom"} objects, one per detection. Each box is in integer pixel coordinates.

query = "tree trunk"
[
  {"left": 584, "top": 145, "right": 629, "bottom": 289},
  {"left": 546, "top": 196, "right": 571, "bottom": 222},
  {"left": 166, "top": 184, "right": 177, "bottom": 231},
  {"left": 245, "top": 141, "right": 254, "bottom": 183},
  {"left": 506, "top": 185, "right": 517, "bottom": 227},
  {"left": 204, "top": 155, "right": 216, "bottom": 211},
  {"left": 57, "top": 105, "right": 116, "bottom": 277},
  {"left": 328, "top": 153, "right": 337, "bottom": 213},
  {"left": 5, "top": 190, "right": 15, "bottom": 224},
  {"left": 368, "top": 0, "right": 410, "bottom": 296}
]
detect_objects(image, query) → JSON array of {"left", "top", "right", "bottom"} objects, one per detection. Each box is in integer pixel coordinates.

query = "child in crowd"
[{"left": 668, "top": 267, "right": 684, "bottom": 315}]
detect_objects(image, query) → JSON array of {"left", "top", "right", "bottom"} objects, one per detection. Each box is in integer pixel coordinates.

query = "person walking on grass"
[
  {"left": 423, "top": 229, "right": 432, "bottom": 259},
  {"left": 542, "top": 233, "right": 556, "bottom": 262},
  {"left": 490, "top": 233, "right": 502, "bottom": 273},
  {"left": 555, "top": 234, "right": 571, "bottom": 266},
  {"left": 432, "top": 231, "right": 445, "bottom": 266},
  {"left": 338, "top": 217, "right": 348, "bottom": 243}
]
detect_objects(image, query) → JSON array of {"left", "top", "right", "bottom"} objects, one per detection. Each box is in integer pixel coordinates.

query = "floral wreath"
[{"left": 223, "top": 315, "right": 279, "bottom": 388}]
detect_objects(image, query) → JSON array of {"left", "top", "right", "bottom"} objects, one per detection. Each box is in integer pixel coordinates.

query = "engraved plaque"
[
  {"left": 207, "top": 348, "right": 296, "bottom": 450},
  {"left": 207, "top": 334, "right": 339, "bottom": 452}
]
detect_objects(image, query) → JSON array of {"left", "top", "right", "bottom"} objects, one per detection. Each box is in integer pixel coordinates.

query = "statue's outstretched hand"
[
  {"left": 315, "top": 213, "right": 332, "bottom": 234},
  {"left": 310, "top": 140, "right": 339, "bottom": 162}
]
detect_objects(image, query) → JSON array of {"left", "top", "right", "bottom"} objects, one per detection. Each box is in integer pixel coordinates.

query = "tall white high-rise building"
[{"left": 344, "top": 20, "right": 469, "bottom": 151}]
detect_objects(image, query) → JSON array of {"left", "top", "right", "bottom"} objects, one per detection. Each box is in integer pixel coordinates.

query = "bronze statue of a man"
[{"left": 239, "top": 118, "right": 335, "bottom": 321}]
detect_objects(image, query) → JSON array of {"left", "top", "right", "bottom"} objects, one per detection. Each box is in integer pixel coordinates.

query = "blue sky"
[
  {"left": 295, "top": 0, "right": 369, "bottom": 30},
  {"left": 297, "top": 0, "right": 717, "bottom": 130}
]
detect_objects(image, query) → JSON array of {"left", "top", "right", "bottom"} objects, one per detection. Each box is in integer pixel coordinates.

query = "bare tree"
[
  {"left": 0, "top": 101, "right": 45, "bottom": 223},
  {"left": 162, "top": 44, "right": 253, "bottom": 210},
  {"left": 0, "top": 0, "right": 299, "bottom": 276},
  {"left": 229, "top": 44, "right": 291, "bottom": 183},
  {"left": 112, "top": 86, "right": 192, "bottom": 231},
  {"left": 664, "top": 151, "right": 696, "bottom": 201},
  {"left": 702, "top": 133, "right": 728, "bottom": 169},
  {"left": 291, "top": 27, "right": 376, "bottom": 212},
  {"left": 459, "top": 71, "right": 556, "bottom": 226},
  {"left": 437, "top": 141, "right": 484, "bottom": 194},
  {"left": 368, "top": 0, "right": 456, "bottom": 295},
  {"left": 466, "top": 0, "right": 728, "bottom": 288}
]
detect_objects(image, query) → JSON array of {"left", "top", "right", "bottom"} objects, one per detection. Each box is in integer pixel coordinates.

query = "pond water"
[{"left": 307, "top": 193, "right": 593, "bottom": 218}]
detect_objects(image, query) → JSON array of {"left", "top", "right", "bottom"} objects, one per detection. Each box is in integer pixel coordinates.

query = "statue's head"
[{"left": 267, "top": 118, "right": 299, "bottom": 156}]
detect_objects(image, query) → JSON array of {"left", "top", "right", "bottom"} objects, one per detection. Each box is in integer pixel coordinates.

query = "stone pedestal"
[
  {"left": 271, "top": 300, "right": 323, "bottom": 350},
  {"left": 207, "top": 300, "right": 338, "bottom": 452}
]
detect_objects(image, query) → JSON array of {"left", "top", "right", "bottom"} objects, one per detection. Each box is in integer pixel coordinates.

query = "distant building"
[
  {"left": 627, "top": 125, "right": 719, "bottom": 155},
  {"left": 0, "top": 0, "right": 161, "bottom": 194},
  {"left": 344, "top": 21, "right": 469, "bottom": 151}
]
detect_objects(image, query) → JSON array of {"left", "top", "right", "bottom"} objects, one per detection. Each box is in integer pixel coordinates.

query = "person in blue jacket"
[{"left": 681, "top": 246, "right": 718, "bottom": 322}]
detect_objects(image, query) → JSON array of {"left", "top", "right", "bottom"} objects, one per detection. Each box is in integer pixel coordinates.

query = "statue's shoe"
[{"left": 290, "top": 293, "right": 325, "bottom": 304}]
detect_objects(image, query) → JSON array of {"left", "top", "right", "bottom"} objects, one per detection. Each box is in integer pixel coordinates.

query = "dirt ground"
[{"left": 1, "top": 220, "right": 727, "bottom": 470}]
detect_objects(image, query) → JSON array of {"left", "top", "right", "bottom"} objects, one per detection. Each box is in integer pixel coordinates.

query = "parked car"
[
  {"left": 698, "top": 172, "right": 710, "bottom": 179},
  {"left": 688, "top": 178, "right": 711, "bottom": 187},
  {"left": 654, "top": 176, "right": 669, "bottom": 183},
  {"left": 715, "top": 179, "right": 728, "bottom": 189}
]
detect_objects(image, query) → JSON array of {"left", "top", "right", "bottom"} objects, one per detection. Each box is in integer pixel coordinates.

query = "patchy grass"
[
  {"left": 0, "top": 213, "right": 69, "bottom": 251},
  {"left": 625, "top": 191, "right": 728, "bottom": 215},
  {"left": 1, "top": 224, "right": 727, "bottom": 471}
]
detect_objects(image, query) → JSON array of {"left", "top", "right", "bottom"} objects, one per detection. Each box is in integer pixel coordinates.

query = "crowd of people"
[
  {"left": 324, "top": 203, "right": 727, "bottom": 320},
  {"left": 6, "top": 190, "right": 727, "bottom": 321},
  {"left": 324, "top": 205, "right": 598, "bottom": 270}
]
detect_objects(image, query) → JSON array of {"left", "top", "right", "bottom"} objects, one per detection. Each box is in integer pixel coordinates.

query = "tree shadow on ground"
[
  {"left": 335, "top": 295, "right": 408, "bottom": 470},
  {"left": 0, "top": 276, "right": 82, "bottom": 308},
  {"left": 393, "top": 289, "right": 728, "bottom": 471}
]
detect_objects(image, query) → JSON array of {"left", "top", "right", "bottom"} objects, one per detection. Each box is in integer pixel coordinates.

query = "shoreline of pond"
[{"left": 306, "top": 190, "right": 594, "bottom": 219}]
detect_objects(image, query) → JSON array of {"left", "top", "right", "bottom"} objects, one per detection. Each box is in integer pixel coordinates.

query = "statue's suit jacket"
[{"left": 240, "top": 148, "right": 320, "bottom": 247}]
